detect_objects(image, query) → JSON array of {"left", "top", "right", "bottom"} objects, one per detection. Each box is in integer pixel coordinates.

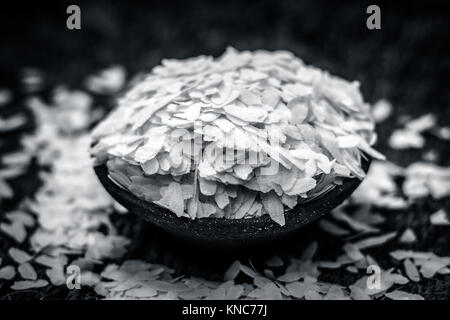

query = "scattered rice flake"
[
  {"left": 85, "top": 65, "right": 126, "bottom": 94},
  {"left": 5, "top": 211, "right": 35, "bottom": 227},
  {"left": 433, "top": 126, "right": 450, "bottom": 141},
  {"left": 323, "top": 285, "right": 350, "bottom": 300},
  {"left": 301, "top": 242, "right": 318, "bottom": 261},
  {"left": 8, "top": 248, "right": 32, "bottom": 264},
  {"left": 389, "top": 250, "right": 434, "bottom": 261},
  {"left": 0, "top": 114, "right": 27, "bottom": 132},
  {"left": 403, "top": 259, "right": 420, "bottom": 282},
  {"left": 0, "top": 88, "right": 13, "bottom": 107},
  {"left": 277, "top": 272, "right": 303, "bottom": 283},
  {"left": 265, "top": 256, "right": 284, "bottom": 268},
  {"left": 372, "top": 99, "right": 392, "bottom": 123},
  {"left": 343, "top": 243, "right": 364, "bottom": 262},
  {"left": 349, "top": 285, "right": 371, "bottom": 300},
  {"left": 385, "top": 290, "right": 424, "bottom": 300},
  {"left": 46, "top": 266, "right": 66, "bottom": 285},
  {"left": 402, "top": 162, "right": 450, "bottom": 200},
  {"left": 11, "top": 279, "right": 49, "bottom": 290},
  {"left": 399, "top": 228, "right": 417, "bottom": 243},
  {"left": 405, "top": 113, "right": 436, "bottom": 133},
  {"left": 80, "top": 271, "right": 101, "bottom": 287},
  {"left": 0, "top": 265, "right": 16, "bottom": 280},
  {"left": 261, "top": 283, "right": 283, "bottom": 300},
  {"left": 21, "top": 68, "right": 44, "bottom": 93},
  {"left": 419, "top": 260, "right": 449, "bottom": 279},
  {"left": 331, "top": 209, "right": 379, "bottom": 234},
  {"left": 318, "top": 219, "right": 350, "bottom": 236},
  {"left": 430, "top": 209, "right": 450, "bottom": 226},
  {"left": 239, "top": 264, "right": 259, "bottom": 279},
  {"left": 422, "top": 150, "right": 439, "bottom": 162},
  {"left": 285, "top": 281, "right": 308, "bottom": 298},
  {"left": 389, "top": 129, "right": 424, "bottom": 149},
  {"left": 18, "top": 262, "right": 37, "bottom": 280},
  {"left": 352, "top": 232, "right": 397, "bottom": 250},
  {"left": 224, "top": 261, "right": 242, "bottom": 281},
  {"left": 318, "top": 260, "right": 344, "bottom": 269},
  {"left": 304, "top": 288, "right": 322, "bottom": 300},
  {"left": 0, "top": 220, "right": 27, "bottom": 243},
  {"left": 346, "top": 265, "right": 358, "bottom": 274},
  {"left": 125, "top": 286, "right": 158, "bottom": 298}
]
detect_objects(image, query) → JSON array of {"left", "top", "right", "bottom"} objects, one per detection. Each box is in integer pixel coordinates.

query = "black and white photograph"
[{"left": 0, "top": 0, "right": 449, "bottom": 307}]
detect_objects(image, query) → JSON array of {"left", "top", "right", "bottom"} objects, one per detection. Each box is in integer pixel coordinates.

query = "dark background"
[
  {"left": 0, "top": 0, "right": 449, "bottom": 299},
  {"left": 1, "top": 0, "right": 450, "bottom": 164}
]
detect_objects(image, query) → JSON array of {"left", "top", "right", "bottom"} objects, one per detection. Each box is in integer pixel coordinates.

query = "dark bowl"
[{"left": 94, "top": 158, "right": 370, "bottom": 249}]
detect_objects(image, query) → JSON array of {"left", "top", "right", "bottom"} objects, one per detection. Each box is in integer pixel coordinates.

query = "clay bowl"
[{"left": 94, "top": 158, "right": 370, "bottom": 250}]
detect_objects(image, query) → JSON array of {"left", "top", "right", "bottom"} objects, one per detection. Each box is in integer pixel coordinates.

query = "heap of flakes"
[
  {"left": 90, "top": 48, "right": 384, "bottom": 225},
  {"left": 22, "top": 91, "right": 129, "bottom": 258}
]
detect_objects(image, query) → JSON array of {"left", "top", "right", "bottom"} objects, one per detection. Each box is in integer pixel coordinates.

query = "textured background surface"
[{"left": 0, "top": 0, "right": 449, "bottom": 299}]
